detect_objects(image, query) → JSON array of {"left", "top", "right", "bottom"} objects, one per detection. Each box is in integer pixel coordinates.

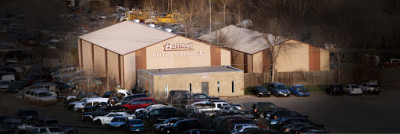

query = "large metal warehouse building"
[{"left": 77, "top": 21, "right": 241, "bottom": 97}]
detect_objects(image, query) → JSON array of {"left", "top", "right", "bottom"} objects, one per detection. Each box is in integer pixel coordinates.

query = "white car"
[
  {"left": 29, "top": 126, "right": 65, "bottom": 134},
  {"left": 343, "top": 84, "right": 363, "bottom": 95},
  {"left": 92, "top": 112, "right": 134, "bottom": 125},
  {"left": 360, "top": 82, "right": 380, "bottom": 94},
  {"left": 231, "top": 124, "right": 259, "bottom": 134},
  {"left": 186, "top": 101, "right": 222, "bottom": 118},
  {"left": 23, "top": 89, "right": 57, "bottom": 105},
  {"left": 70, "top": 97, "right": 108, "bottom": 111}
]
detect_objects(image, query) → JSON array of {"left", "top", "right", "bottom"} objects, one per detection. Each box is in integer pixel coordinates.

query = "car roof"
[{"left": 270, "top": 82, "right": 284, "bottom": 85}]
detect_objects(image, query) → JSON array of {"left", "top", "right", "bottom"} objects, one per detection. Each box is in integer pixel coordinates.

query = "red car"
[{"left": 122, "top": 97, "right": 156, "bottom": 111}]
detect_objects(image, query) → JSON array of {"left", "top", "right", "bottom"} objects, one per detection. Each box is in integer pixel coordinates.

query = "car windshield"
[
  {"left": 258, "top": 103, "right": 276, "bottom": 109},
  {"left": 38, "top": 92, "right": 52, "bottom": 97},
  {"left": 351, "top": 85, "right": 360, "bottom": 88},
  {"left": 295, "top": 86, "right": 307, "bottom": 92},
  {"left": 48, "top": 127, "right": 62, "bottom": 132},
  {"left": 195, "top": 104, "right": 213, "bottom": 109},
  {"left": 257, "top": 87, "right": 267, "bottom": 92},
  {"left": 111, "top": 118, "right": 126, "bottom": 122},
  {"left": 129, "top": 120, "right": 143, "bottom": 124},
  {"left": 276, "top": 84, "right": 287, "bottom": 90}
]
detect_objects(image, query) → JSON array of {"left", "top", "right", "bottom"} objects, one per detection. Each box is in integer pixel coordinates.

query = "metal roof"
[
  {"left": 140, "top": 66, "right": 242, "bottom": 76},
  {"left": 79, "top": 21, "right": 177, "bottom": 55},
  {"left": 198, "top": 25, "right": 288, "bottom": 54}
]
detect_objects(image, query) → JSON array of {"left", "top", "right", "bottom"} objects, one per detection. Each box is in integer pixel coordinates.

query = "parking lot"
[
  {"left": 225, "top": 90, "right": 400, "bottom": 133},
  {"left": 1, "top": 88, "right": 399, "bottom": 133}
]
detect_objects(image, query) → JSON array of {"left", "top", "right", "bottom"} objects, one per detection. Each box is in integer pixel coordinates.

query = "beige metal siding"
[
  {"left": 231, "top": 50, "right": 245, "bottom": 71},
  {"left": 124, "top": 52, "right": 136, "bottom": 90},
  {"left": 275, "top": 40, "right": 309, "bottom": 72},
  {"left": 81, "top": 40, "right": 93, "bottom": 73},
  {"left": 78, "top": 39, "right": 82, "bottom": 68},
  {"left": 220, "top": 49, "right": 231, "bottom": 66},
  {"left": 107, "top": 50, "right": 120, "bottom": 84},
  {"left": 252, "top": 51, "right": 263, "bottom": 73},
  {"left": 93, "top": 45, "right": 106, "bottom": 77},
  {"left": 146, "top": 36, "right": 211, "bottom": 69},
  {"left": 320, "top": 48, "right": 330, "bottom": 71}
]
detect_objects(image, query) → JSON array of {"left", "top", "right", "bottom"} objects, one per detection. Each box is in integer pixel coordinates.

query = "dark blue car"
[
  {"left": 289, "top": 85, "right": 310, "bottom": 96},
  {"left": 125, "top": 119, "right": 145, "bottom": 132}
]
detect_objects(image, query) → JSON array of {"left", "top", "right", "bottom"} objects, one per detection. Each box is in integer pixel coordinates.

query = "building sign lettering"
[{"left": 152, "top": 42, "right": 204, "bottom": 57}]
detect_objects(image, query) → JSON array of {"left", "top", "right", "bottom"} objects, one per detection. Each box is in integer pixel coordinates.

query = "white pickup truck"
[{"left": 92, "top": 112, "right": 135, "bottom": 125}]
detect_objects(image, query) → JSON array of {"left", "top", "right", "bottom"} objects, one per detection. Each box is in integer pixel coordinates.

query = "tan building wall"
[
  {"left": 81, "top": 40, "right": 93, "bottom": 73},
  {"left": 146, "top": 36, "right": 211, "bottom": 69},
  {"left": 220, "top": 49, "right": 231, "bottom": 66},
  {"left": 141, "top": 71, "right": 244, "bottom": 101},
  {"left": 275, "top": 40, "right": 310, "bottom": 72},
  {"left": 320, "top": 48, "right": 330, "bottom": 71},
  {"left": 78, "top": 39, "right": 82, "bottom": 68},
  {"left": 124, "top": 52, "right": 136, "bottom": 90},
  {"left": 231, "top": 50, "right": 245, "bottom": 71},
  {"left": 107, "top": 50, "right": 120, "bottom": 84},
  {"left": 93, "top": 45, "right": 106, "bottom": 77},
  {"left": 252, "top": 51, "right": 263, "bottom": 73}
]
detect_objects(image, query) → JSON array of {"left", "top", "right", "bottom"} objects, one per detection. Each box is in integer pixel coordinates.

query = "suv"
[
  {"left": 266, "top": 82, "right": 291, "bottom": 97},
  {"left": 168, "top": 90, "right": 190, "bottom": 103},
  {"left": 251, "top": 102, "right": 278, "bottom": 118},
  {"left": 192, "top": 93, "right": 220, "bottom": 102},
  {"left": 171, "top": 92, "right": 193, "bottom": 109},
  {"left": 121, "top": 97, "right": 156, "bottom": 111},
  {"left": 116, "top": 93, "right": 147, "bottom": 106},
  {"left": 23, "top": 89, "right": 57, "bottom": 105},
  {"left": 92, "top": 112, "right": 134, "bottom": 125},
  {"left": 360, "top": 81, "right": 380, "bottom": 94}
]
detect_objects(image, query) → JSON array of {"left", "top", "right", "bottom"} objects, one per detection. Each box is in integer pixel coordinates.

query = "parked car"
[
  {"left": 134, "top": 104, "right": 171, "bottom": 117},
  {"left": 92, "top": 112, "right": 134, "bottom": 125},
  {"left": 7, "top": 80, "right": 29, "bottom": 92},
  {"left": 250, "top": 86, "right": 271, "bottom": 97},
  {"left": 251, "top": 102, "right": 278, "bottom": 118},
  {"left": 266, "top": 82, "right": 291, "bottom": 97},
  {"left": 171, "top": 91, "right": 193, "bottom": 109},
  {"left": 121, "top": 97, "right": 156, "bottom": 111},
  {"left": 231, "top": 124, "right": 259, "bottom": 134},
  {"left": 275, "top": 117, "right": 325, "bottom": 130},
  {"left": 343, "top": 84, "right": 363, "bottom": 95},
  {"left": 168, "top": 90, "right": 190, "bottom": 103},
  {"left": 325, "top": 84, "right": 344, "bottom": 95},
  {"left": 115, "top": 93, "right": 147, "bottom": 106},
  {"left": 0, "top": 81, "right": 11, "bottom": 91},
  {"left": 23, "top": 89, "right": 57, "bottom": 105},
  {"left": 183, "top": 129, "right": 220, "bottom": 134},
  {"left": 192, "top": 93, "right": 220, "bottom": 102},
  {"left": 14, "top": 109, "right": 39, "bottom": 121},
  {"left": 29, "top": 126, "right": 65, "bottom": 134},
  {"left": 125, "top": 119, "right": 145, "bottom": 132},
  {"left": 82, "top": 107, "right": 108, "bottom": 121},
  {"left": 137, "top": 107, "right": 186, "bottom": 127},
  {"left": 35, "top": 118, "right": 59, "bottom": 126},
  {"left": 360, "top": 81, "right": 380, "bottom": 94},
  {"left": 280, "top": 122, "right": 310, "bottom": 133},
  {"left": 186, "top": 101, "right": 221, "bottom": 118},
  {"left": 266, "top": 109, "right": 309, "bottom": 127},
  {"left": 73, "top": 98, "right": 109, "bottom": 111},
  {"left": 108, "top": 116, "right": 129, "bottom": 129},
  {"left": 153, "top": 117, "right": 186, "bottom": 133},
  {"left": 163, "top": 119, "right": 203, "bottom": 134},
  {"left": 289, "top": 125, "right": 328, "bottom": 134},
  {"left": 289, "top": 85, "right": 310, "bottom": 96}
]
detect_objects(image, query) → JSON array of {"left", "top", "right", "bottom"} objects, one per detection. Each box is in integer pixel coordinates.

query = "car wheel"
[
  {"left": 256, "top": 94, "right": 260, "bottom": 97},
  {"left": 95, "top": 120, "right": 102, "bottom": 125}
]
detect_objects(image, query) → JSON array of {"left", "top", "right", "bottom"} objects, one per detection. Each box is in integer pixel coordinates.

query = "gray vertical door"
[{"left": 201, "top": 82, "right": 209, "bottom": 95}]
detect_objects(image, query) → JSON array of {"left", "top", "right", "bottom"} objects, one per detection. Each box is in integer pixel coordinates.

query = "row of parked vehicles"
[
  {"left": 0, "top": 109, "right": 78, "bottom": 133},
  {"left": 325, "top": 81, "right": 380, "bottom": 96},
  {"left": 248, "top": 81, "right": 380, "bottom": 98},
  {"left": 248, "top": 82, "right": 310, "bottom": 97}
]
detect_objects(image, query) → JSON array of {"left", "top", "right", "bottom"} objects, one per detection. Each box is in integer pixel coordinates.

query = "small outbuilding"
[{"left": 137, "top": 66, "right": 244, "bottom": 101}]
